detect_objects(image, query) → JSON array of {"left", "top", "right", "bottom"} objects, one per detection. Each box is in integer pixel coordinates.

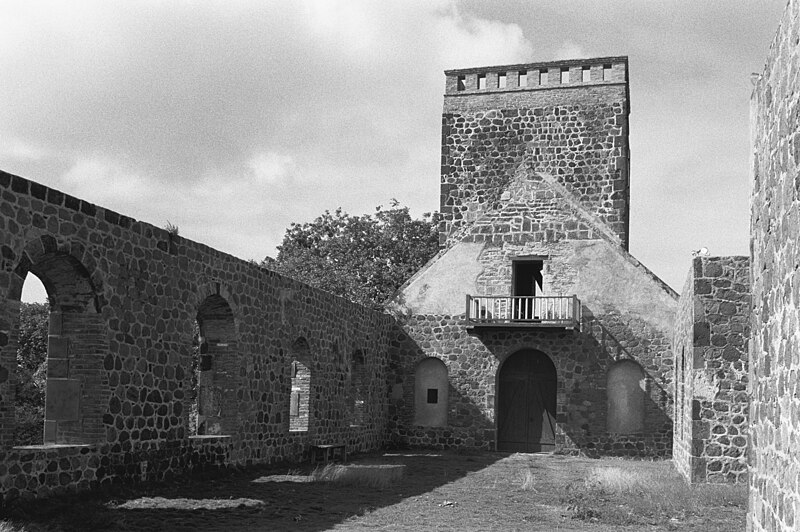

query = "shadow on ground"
[{"left": 3, "top": 450, "right": 509, "bottom": 531}]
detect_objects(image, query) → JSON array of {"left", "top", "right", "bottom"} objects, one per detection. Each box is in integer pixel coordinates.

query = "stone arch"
[
  {"left": 413, "top": 357, "right": 448, "bottom": 427},
  {"left": 6, "top": 235, "right": 108, "bottom": 446},
  {"left": 195, "top": 292, "right": 239, "bottom": 435},
  {"left": 289, "top": 337, "right": 312, "bottom": 432},
  {"left": 606, "top": 359, "right": 646, "bottom": 434},
  {"left": 496, "top": 348, "right": 557, "bottom": 452}
]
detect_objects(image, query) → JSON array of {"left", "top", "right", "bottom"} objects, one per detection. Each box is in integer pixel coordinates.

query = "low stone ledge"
[{"left": 188, "top": 435, "right": 232, "bottom": 441}]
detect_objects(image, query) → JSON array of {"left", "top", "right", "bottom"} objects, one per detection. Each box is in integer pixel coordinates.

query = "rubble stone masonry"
[
  {"left": 0, "top": 170, "right": 392, "bottom": 501},
  {"left": 673, "top": 256, "right": 750, "bottom": 484},
  {"left": 749, "top": 0, "right": 800, "bottom": 529},
  {"left": 440, "top": 58, "right": 630, "bottom": 249}
]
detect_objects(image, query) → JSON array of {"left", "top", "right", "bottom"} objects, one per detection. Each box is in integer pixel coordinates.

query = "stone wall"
[
  {"left": 391, "top": 180, "right": 677, "bottom": 455},
  {"left": 672, "top": 256, "right": 750, "bottom": 484},
  {"left": 0, "top": 170, "right": 393, "bottom": 501},
  {"left": 388, "top": 58, "right": 677, "bottom": 457},
  {"left": 749, "top": 0, "right": 800, "bottom": 528},
  {"left": 439, "top": 57, "right": 630, "bottom": 249}
]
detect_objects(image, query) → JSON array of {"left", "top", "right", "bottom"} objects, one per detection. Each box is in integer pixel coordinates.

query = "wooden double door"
[{"left": 497, "top": 349, "right": 557, "bottom": 452}]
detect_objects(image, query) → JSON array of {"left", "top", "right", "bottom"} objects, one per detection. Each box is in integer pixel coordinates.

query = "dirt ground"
[{"left": 1, "top": 451, "right": 747, "bottom": 531}]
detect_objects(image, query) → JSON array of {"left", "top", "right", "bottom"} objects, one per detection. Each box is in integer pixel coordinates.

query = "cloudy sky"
[{"left": 1, "top": 0, "right": 787, "bottom": 302}]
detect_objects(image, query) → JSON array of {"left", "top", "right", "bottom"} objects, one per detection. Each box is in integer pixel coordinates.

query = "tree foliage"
[
  {"left": 264, "top": 203, "right": 440, "bottom": 308},
  {"left": 15, "top": 301, "right": 49, "bottom": 445}
]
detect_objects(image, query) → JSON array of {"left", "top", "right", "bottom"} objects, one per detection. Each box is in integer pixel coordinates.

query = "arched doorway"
[{"left": 497, "top": 349, "right": 557, "bottom": 452}]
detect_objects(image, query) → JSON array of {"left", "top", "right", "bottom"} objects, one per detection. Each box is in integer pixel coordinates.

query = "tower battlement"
[
  {"left": 439, "top": 56, "right": 631, "bottom": 249},
  {"left": 444, "top": 56, "right": 628, "bottom": 95}
]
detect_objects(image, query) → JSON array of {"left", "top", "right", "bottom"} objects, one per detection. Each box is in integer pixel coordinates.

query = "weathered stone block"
[
  {"left": 44, "top": 379, "right": 80, "bottom": 421},
  {"left": 47, "top": 358, "right": 69, "bottom": 379}
]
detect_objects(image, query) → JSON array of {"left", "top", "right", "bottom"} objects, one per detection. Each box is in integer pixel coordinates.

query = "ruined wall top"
[{"left": 444, "top": 56, "right": 628, "bottom": 96}]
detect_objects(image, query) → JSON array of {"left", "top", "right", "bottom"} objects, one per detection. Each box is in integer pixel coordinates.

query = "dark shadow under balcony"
[{"left": 466, "top": 295, "right": 582, "bottom": 330}]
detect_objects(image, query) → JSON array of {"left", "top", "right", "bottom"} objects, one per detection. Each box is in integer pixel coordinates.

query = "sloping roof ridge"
[
  {"left": 533, "top": 171, "right": 622, "bottom": 247},
  {"left": 532, "top": 170, "right": 678, "bottom": 300}
]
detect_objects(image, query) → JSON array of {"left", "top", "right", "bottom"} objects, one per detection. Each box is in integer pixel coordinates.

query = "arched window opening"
[
  {"left": 14, "top": 273, "right": 48, "bottom": 446},
  {"left": 195, "top": 294, "right": 238, "bottom": 435},
  {"left": 607, "top": 360, "right": 646, "bottom": 433},
  {"left": 413, "top": 357, "right": 448, "bottom": 427},
  {"left": 348, "top": 350, "right": 367, "bottom": 426},
  {"left": 289, "top": 338, "right": 311, "bottom": 432},
  {"left": 8, "top": 245, "right": 107, "bottom": 446}
]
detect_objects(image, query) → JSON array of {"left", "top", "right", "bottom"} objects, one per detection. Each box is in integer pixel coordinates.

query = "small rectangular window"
[
  {"left": 561, "top": 67, "right": 570, "bottom": 84},
  {"left": 603, "top": 64, "right": 612, "bottom": 81},
  {"left": 477, "top": 73, "right": 486, "bottom": 90},
  {"left": 539, "top": 69, "right": 548, "bottom": 85},
  {"left": 457, "top": 75, "right": 466, "bottom": 91},
  {"left": 427, "top": 388, "right": 438, "bottom": 404},
  {"left": 498, "top": 73, "right": 506, "bottom": 88},
  {"left": 582, "top": 66, "right": 591, "bottom": 82},
  {"left": 519, "top": 71, "right": 527, "bottom": 87}
]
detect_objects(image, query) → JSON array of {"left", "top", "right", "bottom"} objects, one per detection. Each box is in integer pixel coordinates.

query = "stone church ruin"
[{"left": 0, "top": 1, "right": 798, "bottom": 530}]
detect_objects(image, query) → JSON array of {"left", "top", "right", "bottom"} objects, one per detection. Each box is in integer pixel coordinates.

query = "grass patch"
[
  {"left": 519, "top": 466, "right": 538, "bottom": 491},
  {"left": 560, "top": 464, "right": 748, "bottom": 526},
  {"left": 0, "top": 522, "right": 29, "bottom": 532},
  {"left": 310, "top": 463, "right": 405, "bottom": 489}
]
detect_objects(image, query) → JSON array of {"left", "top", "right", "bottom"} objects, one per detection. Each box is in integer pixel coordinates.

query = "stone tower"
[{"left": 439, "top": 57, "right": 630, "bottom": 249}]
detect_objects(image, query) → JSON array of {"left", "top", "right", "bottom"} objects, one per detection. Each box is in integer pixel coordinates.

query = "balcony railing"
[{"left": 466, "top": 295, "right": 581, "bottom": 329}]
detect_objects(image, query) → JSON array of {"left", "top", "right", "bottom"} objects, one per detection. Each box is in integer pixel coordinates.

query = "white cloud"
[
  {"left": 248, "top": 152, "right": 298, "bottom": 185},
  {"left": 553, "top": 41, "right": 588, "bottom": 60}
]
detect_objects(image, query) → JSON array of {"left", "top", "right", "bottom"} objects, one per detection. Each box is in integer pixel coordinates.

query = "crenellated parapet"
[{"left": 444, "top": 56, "right": 627, "bottom": 95}]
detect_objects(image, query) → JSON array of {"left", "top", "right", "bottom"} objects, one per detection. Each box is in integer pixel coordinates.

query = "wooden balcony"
[{"left": 466, "top": 295, "right": 581, "bottom": 330}]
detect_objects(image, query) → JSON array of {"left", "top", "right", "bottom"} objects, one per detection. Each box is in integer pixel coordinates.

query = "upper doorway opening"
[{"left": 512, "top": 260, "right": 543, "bottom": 296}]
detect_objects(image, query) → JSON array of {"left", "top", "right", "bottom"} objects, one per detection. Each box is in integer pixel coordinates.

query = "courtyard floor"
[{"left": 2, "top": 451, "right": 746, "bottom": 531}]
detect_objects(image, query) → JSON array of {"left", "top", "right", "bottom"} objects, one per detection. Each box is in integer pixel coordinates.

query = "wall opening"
[
  {"left": 539, "top": 69, "right": 548, "bottom": 85},
  {"left": 582, "top": 66, "right": 591, "bottom": 82},
  {"left": 497, "top": 349, "right": 557, "bottom": 452},
  {"left": 7, "top": 244, "right": 108, "bottom": 446},
  {"left": 348, "top": 349, "right": 367, "bottom": 426},
  {"left": 14, "top": 274, "right": 48, "bottom": 446},
  {"left": 560, "top": 67, "right": 570, "bottom": 84},
  {"left": 512, "top": 259, "right": 544, "bottom": 320},
  {"left": 607, "top": 359, "right": 646, "bottom": 433},
  {"left": 289, "top": 337, "right": 312, "bottom": 432},
  {"left": 457, "top": 75, "right": 466, "bottom": 91},
  {"left": 518, "top": 71, "right": 527, "bottom": 87},
  {"left": 195, "top": 294, "right": 238, "bottom": 435},
  {"left": 477, "top": 73, "right": 486, "bottom": 90},
  {"left": 498, "top": 73, "right": 506, "bottom": 88},
  {"left": 603, "top": 64, "right": 612, "bottom": 81},
  {"left": 413, "top": 357, "right": 448, "bottom": 427}
]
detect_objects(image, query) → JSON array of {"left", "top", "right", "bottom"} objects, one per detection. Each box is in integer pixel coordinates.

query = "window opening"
[
  {"left": 518, "top": 71, "right": 527, "bottom": 87},
  {"left": 477, "top": 73, "right": 486, "bottom": 90},
  {"left": 195, "top": 294, "right": 238, "bottom": 436},
  {"left": 582, "top": 66, "right": 591, "bottom": 82},
  {"left": 560, "top": 67, "right": 570, "bottom": 84},
  {"left": 289, "top": 338, "right": 312, "bottom": 432},
  {"left": 539, "top": 69, "right": 548, "bottom": 85},
  {"left": 15, "top": 273, "right": 48, "bottom": 446},
  {"left": 498, "top": 73, "right": 506, "bottom": 88},
  {"left": 427, "top": 388, "right": 438, "bottom": 404},
  {"left": 603, "top": 64, "right": 612, "bottom": 81},
  {"left": 457, "top": 75, "right": 466, "bottom": 91},
  {"left": 348, "top": 350, "right": 368, "bottom": 426}
]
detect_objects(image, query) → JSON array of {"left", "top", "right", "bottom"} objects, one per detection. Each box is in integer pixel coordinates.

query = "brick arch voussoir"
[
  {"left": 495, "top": 344, "right": 564, "bottom": 391},
  {"left": 9, "top": 235, "right": 105, "bottom": 308},
  {"left": 194, "top": 280, "right": 240, "bottom": 336}
]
